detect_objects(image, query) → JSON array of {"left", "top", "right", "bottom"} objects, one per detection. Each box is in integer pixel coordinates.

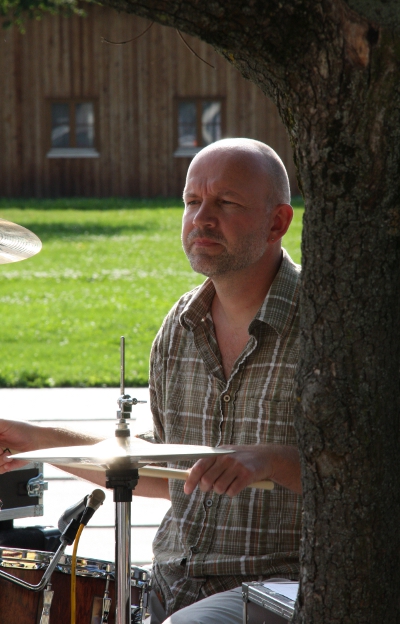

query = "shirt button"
[
  {"left": 223, "top": 394, "right": 231, "bottom": 403},
  {"left": 191, "top": 546, "right": 199, "bottom": 554},
  {"left": 205, "top": 499, "right": 213, "bottom": 508}
]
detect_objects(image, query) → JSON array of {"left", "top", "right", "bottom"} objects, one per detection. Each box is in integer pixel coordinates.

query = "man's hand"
[
  {"left": 184, "top": 444, "right": 302, "bottom": 497},
  {"left": 0, "top": 419, "right": 39, "bottom": 473},
  {"left": 0, "top": 419, "right": 101, "bottom": 474}
]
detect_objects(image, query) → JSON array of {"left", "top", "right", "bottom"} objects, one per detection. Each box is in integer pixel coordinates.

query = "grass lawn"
[{"left": 0, "top": 197, "right": 304, "bottom": 387}]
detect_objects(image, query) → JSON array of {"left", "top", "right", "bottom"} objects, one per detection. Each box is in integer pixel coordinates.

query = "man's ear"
[{"left": 268, "top": 204, "right": 294, "bottom": 243}]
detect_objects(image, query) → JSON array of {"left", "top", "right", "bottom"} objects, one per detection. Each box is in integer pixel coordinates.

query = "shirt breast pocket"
[{"left": 234, "top": 398, "right": 297, "bottom": 446}]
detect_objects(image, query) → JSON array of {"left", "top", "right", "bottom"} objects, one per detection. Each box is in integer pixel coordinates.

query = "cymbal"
[
  {"left": 0, "top": 218, "right": 42, "bottom": 264},
  {"left": 12, "top": 437, "right": 234, "bottom": 468}
]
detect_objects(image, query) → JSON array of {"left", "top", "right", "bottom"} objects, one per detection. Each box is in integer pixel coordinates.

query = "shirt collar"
[
  {"left": 252, "top": 248, "right": 301, "bottom": 337},
  {"left": 180, "top": 249, "right": 301, "bottom": 337},
  {"left": 180, "top": 279, "right": 216, "bottom": 331}
]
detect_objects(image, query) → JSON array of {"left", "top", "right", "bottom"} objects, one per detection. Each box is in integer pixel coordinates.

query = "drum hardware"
[
  {"left": 108, "top": 336, "right": 145, "bottom": 624},
  {"left": 40, "top": 583, "right": 54, "bottom": 624},
  {"left": 106, "top": 463, "right": 138, "bottom": 624},
  {"left": 0, "top": 218, "right": 42, "bottom": 264},
  {"left": 131, "top": 603, "right": 144, "bottom": 624},
  {"left": 101, "top": 569, "right": 112, "bottom": 623},
  {"left": 27, "top": 472, "right": 48, "bottom": 497}
]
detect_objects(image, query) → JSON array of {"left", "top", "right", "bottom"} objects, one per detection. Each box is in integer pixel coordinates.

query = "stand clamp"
[{"left": 105, "top": 467, "right": 139, "bottom": 503}]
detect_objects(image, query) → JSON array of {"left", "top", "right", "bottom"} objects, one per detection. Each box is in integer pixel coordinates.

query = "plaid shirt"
[{"left": 148, "top": 249, "right": 302, "bottom": 615}]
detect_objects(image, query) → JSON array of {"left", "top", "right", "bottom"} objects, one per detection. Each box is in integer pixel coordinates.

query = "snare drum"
[{"left": 0, "top": 547, "right": 151, "bottom": 624}]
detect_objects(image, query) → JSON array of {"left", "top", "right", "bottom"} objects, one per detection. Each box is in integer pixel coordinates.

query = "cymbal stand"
[{"left": 105, "top": 337, "right": 147, "bottom": 624}]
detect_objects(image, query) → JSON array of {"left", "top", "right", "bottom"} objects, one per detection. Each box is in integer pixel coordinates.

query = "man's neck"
[
  {"left": 211, "top": 248, "right": 283, "bottom": 328},
  {"left": 209, "top": 248, "right": 283, "bottom": 379}
]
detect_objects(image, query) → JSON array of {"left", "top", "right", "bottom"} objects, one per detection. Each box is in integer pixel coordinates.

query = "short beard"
[{"left": 183, "top": 228, "right": 269, "bottom": 278}]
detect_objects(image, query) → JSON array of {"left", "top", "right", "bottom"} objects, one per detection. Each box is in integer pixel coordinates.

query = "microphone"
[
  {"left": 58, "top": 490, "right": 106, "bottom": 545},
  {"left": 58, "top": 494, "right": 89, "bottom": 532},
  {"left": 80, "top": 489, "right": 106, "bottom": 526}
]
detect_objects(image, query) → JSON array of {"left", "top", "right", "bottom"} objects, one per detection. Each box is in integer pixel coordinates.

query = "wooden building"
[{"left": 0, "top": 6, "right": 298, "bottom": 198}]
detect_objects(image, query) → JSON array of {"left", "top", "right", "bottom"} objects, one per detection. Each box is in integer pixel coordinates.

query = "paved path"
[{"left": 0, "top": 387, "right": 170, "bottom": 566}]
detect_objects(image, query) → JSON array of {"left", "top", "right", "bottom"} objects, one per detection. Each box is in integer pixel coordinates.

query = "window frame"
[
  {"left": 174, "top": 97, "right": 225, "bottom": 158},
  {"left": 46, "top": 98, "right": 100, "bottom": 159}
]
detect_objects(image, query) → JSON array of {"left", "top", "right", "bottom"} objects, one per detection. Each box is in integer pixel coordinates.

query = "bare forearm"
[
  {"left": 36, "top": 425, "right": 103, "bottom": 449},
  {"left": 49, "top": 469, "right": 170, "bottom": 500},
  {"left": 0, "top": 420, "right": 103, "bottom": 474},
  {"left": 133, "top": 476, "right": 170, "bottom": 500}
]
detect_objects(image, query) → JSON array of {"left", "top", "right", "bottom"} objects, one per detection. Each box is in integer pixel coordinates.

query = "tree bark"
[
  {"left": 288, "top": 8, "right": 400, "bottom": 623},
  {"left": 91, "top": 0, "right": 400, "bottom": 621}
]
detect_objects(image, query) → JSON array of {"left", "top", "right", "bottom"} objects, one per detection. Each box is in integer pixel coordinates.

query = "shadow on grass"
[
  {"left": 0, "top": 197, "right": 183, "bottom": 211},
  {"left": 13, "top": 222, "right": 163, "bottom": 241}
]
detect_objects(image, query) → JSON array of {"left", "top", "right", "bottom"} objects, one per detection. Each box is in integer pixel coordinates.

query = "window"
[
  {"left": 175, "top": 98, "right": 223, "bottom": 157},
  {"left": 47, "top": 100, "right": 99, "bottom": 158}
]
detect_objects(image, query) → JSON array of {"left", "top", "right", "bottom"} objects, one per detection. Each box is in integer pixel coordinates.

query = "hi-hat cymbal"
[
  {"left": 12, "top": 437, "right": 234, "bottom": 468},
  {"left": 0, "top": 218, "right": 42, "bottom": 264}
]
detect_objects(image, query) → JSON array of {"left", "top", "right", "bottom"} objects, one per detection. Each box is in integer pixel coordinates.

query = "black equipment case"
[
  {"left": 242, "top": 581, "right": 298, "bottom": 624},
  {"left": 0, "top": 462, "right": 47, "bottom": 521}
]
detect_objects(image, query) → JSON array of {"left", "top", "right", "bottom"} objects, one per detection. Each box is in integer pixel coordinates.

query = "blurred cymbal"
[
  {"left": 0, "top": 218, "right": 42, "bottom": 264},
  {"left": 12, "top": 437, "right": 234, "bottom": 468}
]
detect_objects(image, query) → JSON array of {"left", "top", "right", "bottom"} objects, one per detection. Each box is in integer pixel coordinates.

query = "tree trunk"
[
  {"left": 288, "top": 10, "right": 400, "bottom": 624},
  {"left": 95, "top": 0, "right": 400, "bottom": 620}
]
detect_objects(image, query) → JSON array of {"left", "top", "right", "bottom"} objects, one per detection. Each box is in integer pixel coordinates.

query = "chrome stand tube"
[
  {"left": 107, "top": 337, "right": 145, "bottom": 624},
  {"left": 106, "top": 466, "right": 139, "bottom": 624},
  {"left": 116, "top": 500, "right": 132, "bottom": 624}
]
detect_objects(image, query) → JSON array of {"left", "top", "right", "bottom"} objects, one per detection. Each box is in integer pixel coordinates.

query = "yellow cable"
[{"left": 71, "top": 523, "right": 85, "bottom": 624}]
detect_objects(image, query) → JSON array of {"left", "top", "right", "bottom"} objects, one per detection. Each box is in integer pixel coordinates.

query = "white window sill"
[
  {"left": 46, "top": 148, "right": 100, "bottom": 159},
  {"left": 173, "top": 147, "right": 203, "bottom": 158}
]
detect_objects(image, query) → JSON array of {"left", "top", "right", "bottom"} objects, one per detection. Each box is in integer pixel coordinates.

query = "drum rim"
[{"left": 0, "top": 547, "right": 151, "bottom": 583}]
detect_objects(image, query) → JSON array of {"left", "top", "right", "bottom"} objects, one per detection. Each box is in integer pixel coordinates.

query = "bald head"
[
  {"left": 186, "top": 138, "right": 290, "bottom": 210},
  {"left": 182, "top": 138, "right": 293, "bottom": 280}
]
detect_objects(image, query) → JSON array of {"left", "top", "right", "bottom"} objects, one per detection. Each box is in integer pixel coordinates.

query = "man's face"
[{"left": 182, "top": 150, "right": 272, "bottom": 278}]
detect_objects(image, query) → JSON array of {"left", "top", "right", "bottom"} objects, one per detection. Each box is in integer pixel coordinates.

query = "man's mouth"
[
  {"left": 192, "top": 238, "right": 221, "bottom": 247},
  {"left": 187, "top": 230, "right": 226, "bottom": 248}
]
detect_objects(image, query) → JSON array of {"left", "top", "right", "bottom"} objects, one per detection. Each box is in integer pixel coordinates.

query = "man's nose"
[{"left": 192, "top": 200, "right": 217, "bottom": 227}]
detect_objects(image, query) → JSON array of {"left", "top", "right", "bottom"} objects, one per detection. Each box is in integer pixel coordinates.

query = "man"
[{"left": 0, "top": 138, "right": 302, "bottom": 624}]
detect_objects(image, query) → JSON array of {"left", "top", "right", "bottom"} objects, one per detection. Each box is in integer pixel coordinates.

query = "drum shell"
[{"left": 0, "top": 549, "right": 148, "bottom": 624}]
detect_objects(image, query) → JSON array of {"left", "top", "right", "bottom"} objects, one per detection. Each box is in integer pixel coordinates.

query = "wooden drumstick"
[{"left": 138, "top": 465, "right": 274, "bottom": 490}]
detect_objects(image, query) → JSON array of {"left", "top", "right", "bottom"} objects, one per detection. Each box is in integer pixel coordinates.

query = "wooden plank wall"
[{"left": 0, "top": 6, "right": 299, "bottom": 198}]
